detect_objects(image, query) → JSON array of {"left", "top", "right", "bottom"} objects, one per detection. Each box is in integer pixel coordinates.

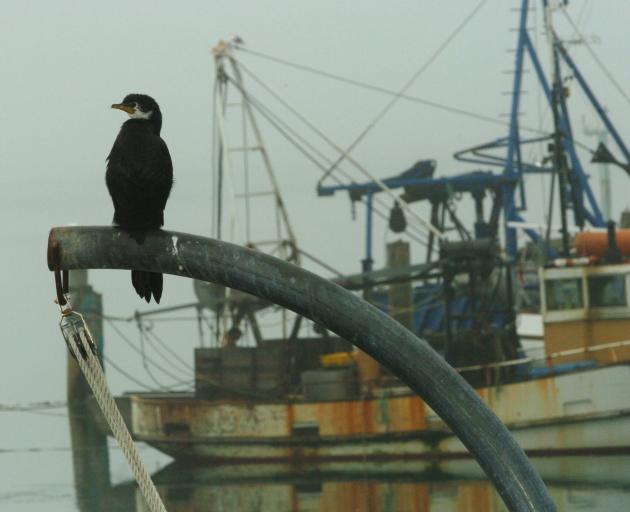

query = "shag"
[{"left": 106, "top": 94, "right": 173, "bottom": 303}]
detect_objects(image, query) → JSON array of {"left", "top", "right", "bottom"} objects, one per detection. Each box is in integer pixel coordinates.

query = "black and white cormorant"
[{"left": 106, "top": 93, "right": 173, "bottom": 303}]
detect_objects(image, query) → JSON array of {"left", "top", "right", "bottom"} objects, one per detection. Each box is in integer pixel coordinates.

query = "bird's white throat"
[{"left": 129, "top": 109, "right": 153, "bottom": 120}]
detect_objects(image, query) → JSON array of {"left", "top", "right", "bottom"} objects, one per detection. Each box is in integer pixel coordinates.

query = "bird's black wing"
[{"left": 148, "top": 136, "right": 173, "bottom": 219}]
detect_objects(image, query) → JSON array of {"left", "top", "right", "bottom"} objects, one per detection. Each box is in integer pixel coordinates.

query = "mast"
[
  {"left": 545, "top": 1, "right": 571, "bottom": 256},
  {"left": 212, "top": 39, "right": 300, "bottom": 266},
  {"left": 211, "top": 39, "right": 302, "bottom": 341}
]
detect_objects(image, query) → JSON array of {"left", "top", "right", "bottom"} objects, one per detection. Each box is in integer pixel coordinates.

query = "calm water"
[{"left": 2, "top": 411, "right": 629, "bottom": 511}]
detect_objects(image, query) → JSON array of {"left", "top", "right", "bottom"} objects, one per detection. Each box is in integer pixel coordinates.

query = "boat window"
[
  {"left": 545, "top": 278, "right": 583, "bottom": 311},
  {"left": 588, "top": 274, "right": 627, "bottom": 308}
]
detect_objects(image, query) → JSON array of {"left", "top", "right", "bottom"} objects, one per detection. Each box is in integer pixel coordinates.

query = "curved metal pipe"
[{"left": 47, "top": 226, "right": 554, "bottom": 511}]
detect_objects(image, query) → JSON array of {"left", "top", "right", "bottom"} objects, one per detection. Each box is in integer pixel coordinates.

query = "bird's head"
[{"left": 111, "top": 93, "right": 162, "bottom": 134}]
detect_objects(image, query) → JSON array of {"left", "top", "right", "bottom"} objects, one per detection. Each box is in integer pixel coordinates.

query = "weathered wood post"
[
  {"left": 387, "top": 241, "right": 412, "bottom": 329},
  {"left": 67, "top": 270, "right": 111, "bottom": 511}
]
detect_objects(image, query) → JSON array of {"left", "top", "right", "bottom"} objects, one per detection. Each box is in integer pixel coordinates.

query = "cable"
[
  {"left": 235, "top": 62, "right": 376, "bottom": 190},
  {"left": 241, "top": 81, "right": 429, "bottom": 244},
  {"left": 108, "top": 315, "right": 276, "bottom": 399},
  {"left": 531, "top": 0, "right": 549, "bottom": 226},
  {"left": 296, "top": 247, "right": 344, "bottom": 277},
  {"left": 233, "top": 85, "right": 432, "bottom": 246},
  {"left": 237, "top": 19, "right": 487, "bottom": 240},
  {"left": 104, "top": 353, "right": 192, "bottom": 392},
  {"left": 235, "top": 39, "right": 519, "bottom": 132},
  {"left": 323, "top": 0, "right": 490, "bottom": 181},
  {"left": 143, "top": 325, "right": 195, "bottom": 372},
  {"left": 102, "top": 355, "right": 155, "bottom": 391},
  {"left": 227, "top": 65, "right": 431, "bottom": 246},
  {"left": 561, "top": 6, "right": 630, "bottom": 107},
  {"left": 235, "top": 42, "right": 609, "bottom": 158},
  {"left": 211, "top": 79, "right": 218, "bottom": 238},
  {"left": 137, "top": 318, "right": 172, "bottom": 390},
  {"left": 234, "top": 76, "right": 441, "bottom": 240},
  {"left": 236, "top": 59, "right": 378, "bottom": 180},
  {"left": 215, "top": 81, "right": 225, "bottom": 241},
  {"left": 575, "top": 0, "right": 590, "bottom": 29},
  {"left": 106, "top": 319, "right": 190, "bottom": 389}
]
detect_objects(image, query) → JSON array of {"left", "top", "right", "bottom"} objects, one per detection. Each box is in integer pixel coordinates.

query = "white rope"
[{"left": 60, "top": 309, "right": 167, "bottom": 512}]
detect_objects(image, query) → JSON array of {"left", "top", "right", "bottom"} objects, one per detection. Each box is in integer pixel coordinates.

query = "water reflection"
[{"left": 101, "top": 456, "right": 630, "bottom": 512}]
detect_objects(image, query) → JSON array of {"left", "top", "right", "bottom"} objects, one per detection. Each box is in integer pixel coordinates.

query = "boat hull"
[{"left": 128, "top": 364, "right": 630, "bottom": 461}]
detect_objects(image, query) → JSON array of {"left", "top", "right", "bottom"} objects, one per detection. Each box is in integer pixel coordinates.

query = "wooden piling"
[
  {"left": 387, "top": 241, "right": 412, "bottom": 329},
  {"left": 67, "top": 270, "right": 111, "bottom": 511}
]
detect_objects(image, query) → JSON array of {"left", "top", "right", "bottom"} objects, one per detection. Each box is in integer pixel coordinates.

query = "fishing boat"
[{"left": 92, "top": 0, "right": 630, "bottom": 463}]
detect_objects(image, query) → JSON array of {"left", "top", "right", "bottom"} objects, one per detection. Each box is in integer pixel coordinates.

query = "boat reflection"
[{"left": 101, "top": 456, "right": 630, "bottom": 512}]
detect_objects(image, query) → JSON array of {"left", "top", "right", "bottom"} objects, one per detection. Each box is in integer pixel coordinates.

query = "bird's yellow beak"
[{"left": 111, "top": 103, "right": 135, "bottom": 115}]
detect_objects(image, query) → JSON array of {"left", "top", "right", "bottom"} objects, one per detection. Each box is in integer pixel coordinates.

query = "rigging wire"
[
  {"left": 575, "top": 0, "right": 590, "bottom": 29},
  {"left": 243, "top": 84, "right": 434, "bottom": 245},
  {"left": 105, "top": 319, "right": 190, "bottom": 390},
  {"left": 296, "top": 246, "right": 344, "bottom": 277},
  {"left": 234, "top": 38, "right": 523, "bottom": 132},
  {"left": 234, "top": 13, "right": 602, "bottom": 164},
  {"left": 143, "top": 325, "right": 195, "bottom": 372},
  {"left": 319, "top": 0, "right": 490, "bottom": 182},
  {"left": 211, "top": 79, "right": 219, "bottom": 238},
  {"left": 215, "top": 80, "right": 226, "bottom": 240},
  {"left": 102, "top": 354, "right": 155, "bottom": 391},
  {"left": 561, "top": 5, "right": 630, "bottom": 108},
  {"left": 234, "top": 61, "right": 377, "bottom": 187},
  {"left": 232, "top": 62, "right": 364, "bottom": 185},
  {"left": 136, "top": 316, "right": 171, "bottom": 390},
  {"left": 241, "top": 82, "right": 252, "bottom": 243},
  {"left": 235, "top": 46, "right": 604, "bottom": 157},
  {"left": 139, "top": 323, "right": 193, "bottom": 376},
  {"left": 238, "top": 83, "right": 431, "bottom": 247},
  {"left": 228, "top": 62, "right": 432, "bottom": 246},
  {"left": 231, "top": 11, "right": 483, "bottom": 240}
]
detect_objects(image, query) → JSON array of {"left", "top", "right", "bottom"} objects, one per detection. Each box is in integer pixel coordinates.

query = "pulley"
[{"left": 389, "top": 202, "right": 407, "bottom": 233}]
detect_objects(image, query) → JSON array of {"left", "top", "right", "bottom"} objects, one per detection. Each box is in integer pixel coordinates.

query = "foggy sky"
[{"left": 1, "top": 0, "right": 630, "bottom": 411}]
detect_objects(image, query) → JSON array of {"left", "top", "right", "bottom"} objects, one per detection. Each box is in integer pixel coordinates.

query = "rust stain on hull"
[
  {"left": 135, "top": 394, "right": 430, "bottom": 441},
  {"left": 129, "top": 366, "right": 630, "bottom": 461}
]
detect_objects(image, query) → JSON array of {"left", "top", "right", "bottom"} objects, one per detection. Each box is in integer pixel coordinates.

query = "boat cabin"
[{"left": 541, "top": 229, "right": 630, "bottom": 365}]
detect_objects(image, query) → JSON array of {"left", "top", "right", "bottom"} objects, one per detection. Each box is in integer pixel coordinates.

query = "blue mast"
[
  {"left": 321, "top": 0, "right": 629, "bottom": 263},
  {"left": 503, "top": 0, "right": 530, "bottom": 256},
  {"left": 500, "top": 0, "right": 630, "bottom": 257}
]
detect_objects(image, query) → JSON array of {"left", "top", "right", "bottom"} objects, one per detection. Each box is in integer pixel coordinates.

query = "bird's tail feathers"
[{"left": 131, "top": 270, "right": 163, "bottom": 303}]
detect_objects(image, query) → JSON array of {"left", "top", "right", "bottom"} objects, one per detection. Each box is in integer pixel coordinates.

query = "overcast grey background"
[{"left": 1, "top": 1, "right": 629, "bottom": 509}]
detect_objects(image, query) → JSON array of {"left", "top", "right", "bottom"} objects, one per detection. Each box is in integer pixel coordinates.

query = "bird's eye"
[{"left": 133, "top": 102, "right": 140, "bottom": 109}]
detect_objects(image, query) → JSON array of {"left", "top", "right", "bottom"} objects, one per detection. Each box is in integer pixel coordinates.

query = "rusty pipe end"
[{"left": 47, "top": 228, "right": 61, "bottom": 271}]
